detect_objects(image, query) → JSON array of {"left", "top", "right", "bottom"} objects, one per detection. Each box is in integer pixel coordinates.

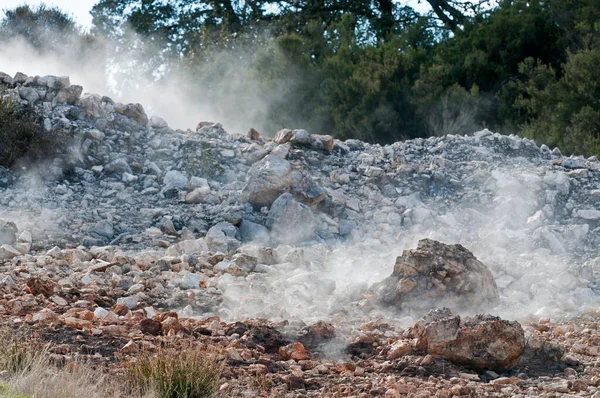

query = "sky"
[{"left": 0, "top": 0, "right": 97, "bottom": 29}]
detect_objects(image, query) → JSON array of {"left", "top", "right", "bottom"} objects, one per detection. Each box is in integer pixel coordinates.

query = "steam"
[
  {"left": 0, "top": 25, "right": 287, "bottom": 135},
  {"left": 216, "top": 160, "right": 599, "bottom": 325}
]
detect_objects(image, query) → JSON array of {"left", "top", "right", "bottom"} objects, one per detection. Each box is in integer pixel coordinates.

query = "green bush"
[
  {"left": 0, "top": 98, "right": 67, "bottom": 168},
  {"left": 126, "top": 344, "right": 224, "bottom": 398}
]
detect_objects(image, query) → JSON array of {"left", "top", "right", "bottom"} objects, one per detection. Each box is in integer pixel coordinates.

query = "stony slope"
[{"left": 1, "top": 71, "right": 600, "bottom": 396}]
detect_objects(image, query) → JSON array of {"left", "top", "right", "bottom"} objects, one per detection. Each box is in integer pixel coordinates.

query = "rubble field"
[{"left": 1, "top": 71, "right": 600, "bottom": 397}]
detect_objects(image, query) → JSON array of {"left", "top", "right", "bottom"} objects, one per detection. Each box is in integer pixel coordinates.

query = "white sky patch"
[{"left": 0, "top": 0, "right": 97, "bottom": 30}]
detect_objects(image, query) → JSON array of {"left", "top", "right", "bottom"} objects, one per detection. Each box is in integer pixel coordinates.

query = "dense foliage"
[{"left": 1, "top": 0, "right": 599, "bottom": 156}]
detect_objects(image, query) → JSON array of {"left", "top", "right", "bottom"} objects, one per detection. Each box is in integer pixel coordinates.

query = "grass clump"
[
  {"left": 0, "top": 329, "right": 47, "bottom": 375},
  {"left": 126, "top": 344, "right": 224, "bottom": 398}
]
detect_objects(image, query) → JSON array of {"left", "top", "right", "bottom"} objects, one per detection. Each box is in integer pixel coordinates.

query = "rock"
[
  {"left": 179, "top": 271, "right": 204, "bottom": 289},
  {"left": 375, "top": 239, "right": 499, "bottom": 312},
  {"left": 54, "top": 84, "right": 82, "bottom": 104},
  {"left": 205, "top": 222, "right": 240, "bottom": 253},
  {"left": 574, "top": 209, "right": 600, "bottom": 221},
  {"left": 0, "top": 244, "right": 21, "bottom": 259},
  {"left": 240, "top": 155, "right": 303, "bottom": 208},
  {"left": 163, "top": 170, "right": 187, "bottom": 190},
  {"left": 414, "top": 308, "right": 525, "bottom": 372},
  {"left": 149, "top": 115, "right": 168, "bottom": 128},
  {"left": 279, "top": 342, "right": 310, "bottom": 361},
  {"left": 196, "top": 121, "right": 215, "bottom": 131},
  {"left": 274, "top": 128, "right": 293, "bottom": 144},
  {"left": 246, "top": 325, "right": 288, "bottom": 353},
  {"left": 239, "top": 220, "right": 270, "bottom": 244},
  {"left": 140, "top": 318, "right": 162, "bottom": 335},
  {"left": 26, "top": 277, "right": 54, "bottom": 296},
  {"left": 78, "top": 93, "right": 105, "bottom": 118},
  {"left": 118, "top": 103, "right": 148, "bottom": 125},
  {"left": 185, "top": 186, "right": 211, "bottom": 203},
  {"left": 289, "top": 129, "right": 314, "bottom": 146},
  {"left": 105, "top": 158, "right": 132, "bottom": 174},
  {"left": 313, "top": 134, "right": 334, "bottom": 151},
  {"left": 0, "top": 220, "right": 17, "bottom": 245},
  {"left": 158, "top": 217, "right": 177, "bottom": 235},
  {"left": 247, "top": 128, "right": 261, "bottom": 140},
  {"left": 387, "top": 341, "right": 412, "bottom": 360},
  {"left": 90, "top": 220, "right": 114, "bottom": 240},
  {"left": 18, "top": 86, "right": 40, "bottom": 103},
  {"left": 299, "top": 321, "right": 335, "bottom": 347},
  {"left": 266, "top": 193, "right": 316, "bottom": 245}
]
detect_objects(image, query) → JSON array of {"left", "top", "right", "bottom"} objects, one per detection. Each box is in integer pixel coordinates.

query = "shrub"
[
  {"left": 126, "top": 344, "right": 224, "bottom": 398},
  {"left": 0, "top": 98, "right": 68, "bottom": 168}
]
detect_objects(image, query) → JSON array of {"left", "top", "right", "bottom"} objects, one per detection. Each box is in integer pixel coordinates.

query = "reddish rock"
[
  {"left": 140, "top": 318, "right": 162, "bottom": 335},
  {"left": 247, "top": 128, "right": 261, "bottom": 140},
  {"left": 274, "top": 128, "right": 293, "bottom": 144},
  {"left": 313, "top": 134, "right": 334, "bottom": 152},
  {"left": 279, "top": 342, "right": 309, "bottom": 361},
  {"left": 375, "top": 239, "right": 499, "bottom": 312},
  {"left": 26, "top": 277, "right": 55, "bottom": 297},
  {"left": 112, "top": 303, "right": 129, "bottom": 316},
  {"left": 414, "top": 308, "right": 525, "bottom": 372}
]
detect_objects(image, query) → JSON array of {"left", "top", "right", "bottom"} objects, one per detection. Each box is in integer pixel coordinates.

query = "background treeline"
[{"left": 1, "top": 0, "right": 599, "bottom": 156}]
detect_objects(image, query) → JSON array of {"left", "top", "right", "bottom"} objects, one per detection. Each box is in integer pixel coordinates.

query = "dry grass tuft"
[{"left": 126, "top": 343, "right": 224, "bottom": 398}]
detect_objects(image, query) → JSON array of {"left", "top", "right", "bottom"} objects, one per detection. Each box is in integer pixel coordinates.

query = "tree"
[{"left": 0, "top": 4, "right": 80, "bottom": 52}]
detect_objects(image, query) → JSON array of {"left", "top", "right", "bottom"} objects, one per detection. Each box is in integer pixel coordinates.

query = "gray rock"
[
  {"left": 574, "top": 209, "right": 600, "bottom": 221},
  {"left": 240, "top": 155, "right": 302, "bottom": 208},
  {"left": 90, "top": 220, "right": 114, "bottom": 240},
  {"left": 239, "top": 219, "right": 270, "bottom": 244},
  {"left": 266, "top": 193, "right": 316, "bottom": 245},
  {"left": 54, "top": 85, "right": 83, "bottom": 104},
  {"left": 18, "top": 86, "right": 40, "bottom": 103},
  {"left": 206, "top": 222, "right": 240, "bottom": 253},
  {"left": 164, "top": 170, "right": 187, "bottom": 190},
  {"left": 0, "top": 220, "right": 17, "bottom": 245},
  {"left": 149, "top": 115, "right": 168, "bottom": 128},
  {"left": 105, "top": 158, "right": 132, "bottom": 174}
]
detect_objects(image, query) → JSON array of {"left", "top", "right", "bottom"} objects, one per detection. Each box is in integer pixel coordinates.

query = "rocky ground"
[{"left": 1, "top": 71, "right": 600, "bottom": 396}]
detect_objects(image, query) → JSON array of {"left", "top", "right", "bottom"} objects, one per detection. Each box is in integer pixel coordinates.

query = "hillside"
[{"left": 1, "top": 72, "right": 600, "bottom": 397}]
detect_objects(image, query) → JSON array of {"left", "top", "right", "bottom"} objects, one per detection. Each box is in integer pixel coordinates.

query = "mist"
[{"left": 0, "top": 26, "right": 287, "bottom": 135}]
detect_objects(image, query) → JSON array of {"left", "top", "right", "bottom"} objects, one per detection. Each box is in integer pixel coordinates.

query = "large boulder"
[
  {"left": 266, "top": 193, "right": 316, "bottom": 245},
  {"left": 240, "top": 155, "right": 303, "bottom": 208},
  {"left": 413, "top": 308, "right": 525, "bottom": 372},
  {"left": 375, "top": 239, "right": 499, "bottom": 312}
]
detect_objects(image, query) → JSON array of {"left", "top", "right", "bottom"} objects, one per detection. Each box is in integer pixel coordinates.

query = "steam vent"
[{"left": 1, "top": 71, "right": 600, "bottom": 396}]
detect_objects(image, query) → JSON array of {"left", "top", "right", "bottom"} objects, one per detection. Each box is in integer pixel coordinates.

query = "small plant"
[
  {"left": 0, "top": 328, "right": 47, "bottom": 375},
  {"left": 0, "top": 98, "right": 68, "bottom": 168},
  {"left": 126, "top": 344, "right": 224, "bottom": 398}
]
